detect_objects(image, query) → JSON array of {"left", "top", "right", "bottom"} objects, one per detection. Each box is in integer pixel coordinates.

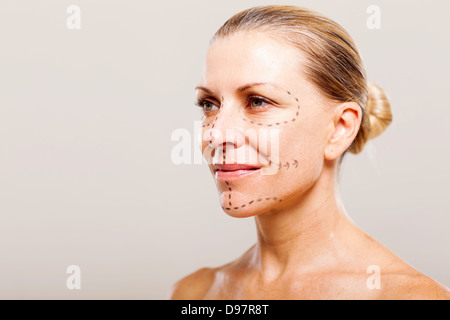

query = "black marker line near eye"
[
  {"left": 241, "top": 89, "right": 301, "bottom": 126},
  {"left": 246, "top": 96, "right": 271, "bottom": 110},
  {"left": 202, "top": 84, "right": 299, "bottom": 213},
  {"left": 198, "top": 98, "right": 220, "bottom": 127}
]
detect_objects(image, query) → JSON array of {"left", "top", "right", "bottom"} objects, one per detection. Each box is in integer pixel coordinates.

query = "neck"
[{"left": 252, "top": 162, "right": 354, "bottom": 280}]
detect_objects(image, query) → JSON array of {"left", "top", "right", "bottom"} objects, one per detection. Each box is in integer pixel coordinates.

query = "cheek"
[
  {"left": 221, "top": 125, "right": 324, "bottom": 218},
  {"left": 278, "top": 123, "right": 323, "bottom": 167},
  {"left": 274, "top": 125, "right": 324, "bottom": 192}
]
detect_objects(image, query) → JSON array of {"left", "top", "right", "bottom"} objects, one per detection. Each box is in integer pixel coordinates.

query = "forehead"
[{"left": 199, "top": 31, "right": 305, "bottom": 92}]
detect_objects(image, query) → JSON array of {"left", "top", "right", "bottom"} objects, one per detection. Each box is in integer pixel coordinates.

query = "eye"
[
  {"left": 250, "top": 98, "right": 266, "bottom": 108},
  {"left": 247, "top": 96, "right": 271, "bottom": 110},
  {"left": 195, "top": 98, "right": 219, "bottom": 113}
]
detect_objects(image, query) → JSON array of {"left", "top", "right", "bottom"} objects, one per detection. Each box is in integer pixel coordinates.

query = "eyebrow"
[{"left": 195, "top": 82, "right": 277, "bottom": 94}]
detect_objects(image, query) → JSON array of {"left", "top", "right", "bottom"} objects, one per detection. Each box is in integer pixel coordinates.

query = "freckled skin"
[{"left": 171, "top": 31, "right": 450, "bottom": 300}]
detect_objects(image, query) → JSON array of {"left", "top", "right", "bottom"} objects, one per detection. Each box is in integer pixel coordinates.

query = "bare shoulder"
[
  {"left": 169, "top": 267, "right": 218, "bottom": 300},
  {"left": 378, "top": 269, "right": 450, "bottom": 300},
  {"left": 350, "top": 226, "right": 449, "bottom": 299},
  {"left": 170, "top": 246, "right": 255, "bottom": 300}
]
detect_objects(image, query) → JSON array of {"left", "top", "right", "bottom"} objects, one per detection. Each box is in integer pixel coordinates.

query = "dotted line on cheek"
[
  {"left": 202, "top": 92, "right": 300, "bottom": 128},
  {"left": 220, "top": 158, "right": 300, "bottom": 211},
  {"left": 269, "top": 159, "right": 299, "bottom": 169},
  {"left": 202, "top": 94, "right": 300, "bottom": 211},
  {"left": 208, "top": 106, "right": 222, "bottom": 144},
  {"left": 204, "top": 95, "right": 224, "bottom": 130},
  {"left": 241, "top": 91, "right": 300, "bottom": 126}
]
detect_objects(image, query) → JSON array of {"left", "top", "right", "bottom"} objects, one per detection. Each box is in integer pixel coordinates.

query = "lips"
[
  {"left": 213, "top": 164, "right": 262, "bottom": 181},
  {"left": 214, "top": 164, "right": 262, "bottom": 171}
]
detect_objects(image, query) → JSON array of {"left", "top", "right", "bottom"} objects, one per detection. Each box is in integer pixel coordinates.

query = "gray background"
[{"left": 0, "top": 0, "right": 448, "bottom": 299}]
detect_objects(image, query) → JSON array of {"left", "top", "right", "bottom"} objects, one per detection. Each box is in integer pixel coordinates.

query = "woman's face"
[{"left": 196, "top": 31, "right": 336, "bottom": 218}]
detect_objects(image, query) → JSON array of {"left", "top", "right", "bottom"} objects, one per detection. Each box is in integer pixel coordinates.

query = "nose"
[{"left": 206, "top": 104, "right": 246, "bottom": 151}]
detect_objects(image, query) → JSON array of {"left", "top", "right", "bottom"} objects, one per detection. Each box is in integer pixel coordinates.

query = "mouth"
[{"left": 213, "top": 164, "right": 262, "bottom": 181}]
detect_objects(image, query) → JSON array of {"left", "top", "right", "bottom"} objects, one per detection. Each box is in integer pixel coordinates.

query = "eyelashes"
[
  {"left": 195, "top": 98, "right": 219, "bottom": 112},
  {"left": 195, "top": 95, "right": 272, "bottom": 113}
]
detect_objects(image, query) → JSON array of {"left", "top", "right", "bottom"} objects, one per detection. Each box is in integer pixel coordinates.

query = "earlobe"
[{"left": 325, "top": 102, "right": 362, "bottom": 161}]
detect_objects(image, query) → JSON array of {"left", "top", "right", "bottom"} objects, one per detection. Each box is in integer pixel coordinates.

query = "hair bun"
[{"left": 349, "top": 83, "right": 393, "bottom": 154}]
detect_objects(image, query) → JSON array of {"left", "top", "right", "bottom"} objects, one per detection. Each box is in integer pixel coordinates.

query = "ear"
[{"left": 324, "top": 101, "right": 362, "bottom": 161}]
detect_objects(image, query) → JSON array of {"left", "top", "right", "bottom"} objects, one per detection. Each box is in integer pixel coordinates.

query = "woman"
[{"left": 171, "top": 5, "right": 449, "bottom": 299}]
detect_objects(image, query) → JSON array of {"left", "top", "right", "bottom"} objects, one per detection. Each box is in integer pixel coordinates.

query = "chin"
[
  {"left": 220, "top": 199, "right": 282, "bottom": 218},
  {"left": 222, "top": 206, "right": 257, "bottom": 218},
  {"left": 218, "top": 187, "right": 285, "bottom": 218}
]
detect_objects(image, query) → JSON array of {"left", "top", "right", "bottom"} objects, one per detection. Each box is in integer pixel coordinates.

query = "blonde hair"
[{"left": 211, "top": 5, "right": 392, "bottom": 156}]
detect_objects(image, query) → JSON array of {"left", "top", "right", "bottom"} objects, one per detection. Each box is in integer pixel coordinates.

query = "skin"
[{"left": 171, "top": 30, "right": 450, "bottom": 300}]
